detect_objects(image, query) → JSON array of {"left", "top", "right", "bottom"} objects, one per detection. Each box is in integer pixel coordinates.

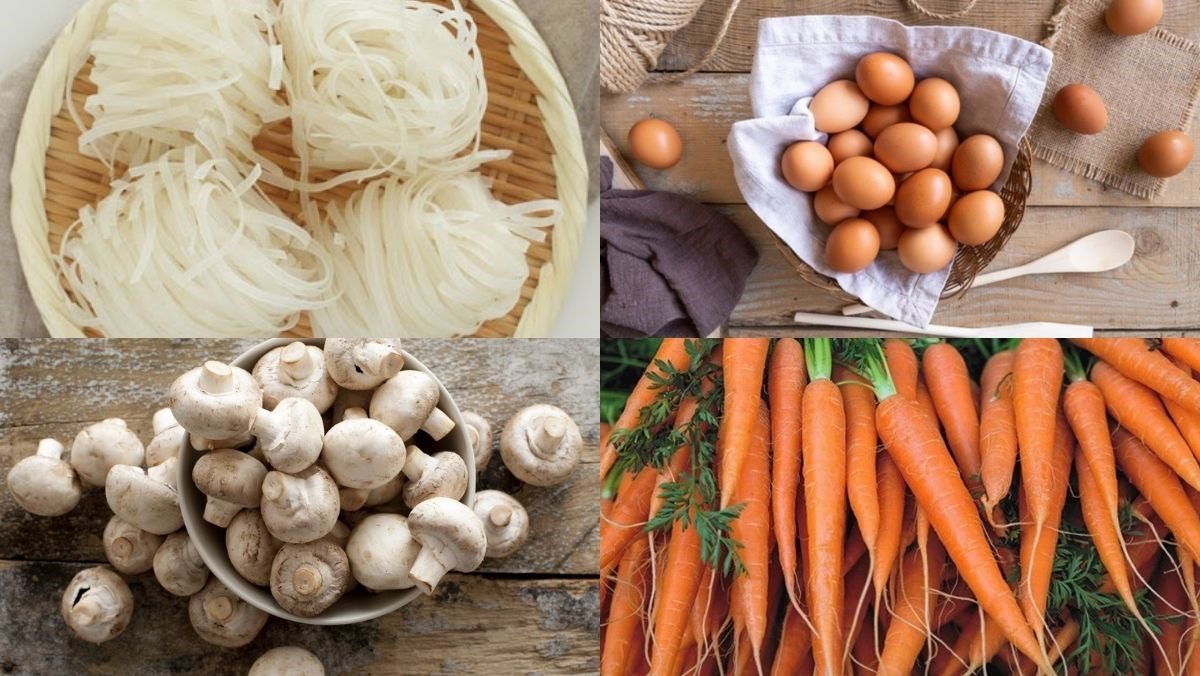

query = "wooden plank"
[
  {"left": 0, "top": 561, "right": 598, "bottom": 675},
  {"left": 600, "top": 74, "right": 1200, "bottom": 207},
  {"left": 720, "top": 204, "right": 1200, "bottom": 330}
]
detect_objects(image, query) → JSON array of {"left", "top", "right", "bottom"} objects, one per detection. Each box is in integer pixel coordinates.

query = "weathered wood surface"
[{"left": 0, "top": 339, "right": 599, "bottom": 675}]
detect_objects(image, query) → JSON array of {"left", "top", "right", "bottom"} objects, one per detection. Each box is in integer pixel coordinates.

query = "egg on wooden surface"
[
  {"left": 1105, "top": 0, "right": 1163, "bottom": 36},
  {"left": 828, "top": 130, "right": 874, "bottom": 164},
  {"left": 627, "top": 118, "right": 683, "bottom": 170},
  {"left": 947, "top": 190, "right": 1006, "bottom": 245},
  {"left": 781, "top": 141, "right": 835, "bottom": 192},
  {"left": 909, "top": 78, "right": 960, "bottom": 131},
  {"left": 862, "top": 206, "right": 904, "bottom": 250},
  {"left": 1053, "top": 84, "right": 1108, "bottom": 135},
  {"left": 874, "top": 122, "right": 938, "bottom": 174},
  {"left": 814, "top": 186, "right": 861, "bottom": 225},
  {"left": 832, "top": 156, "right": 896, "bottom": 210},
  {"left": 855, "top": 53, "right": 915, "bottom": 106},
  {"left": 825, "top": 218, "right": 881, "bottom": 273},
  {"left": 861, "top": 104, "right": 913, "bottom": 138},
  {"left": 951, "top": 134, "right": 1005, "bottom": 191},
  {"left": 811, "top": 80, "right": 871, "bottom": 133},
  {"left": 898, "top": 224, "right": 958, "bottom": 274},
  {"left": 930, "top": 127, "right": 959, "bottom": 172},
  {"left": 894, "top": 168, "right": 953, "bottom": 227},
  {"left": 1138, "top": 130, "right": 1194, "bottom": 178}
]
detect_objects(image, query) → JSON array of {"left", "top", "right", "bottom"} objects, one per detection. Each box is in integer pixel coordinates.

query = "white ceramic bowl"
[{"left": 177, "top": 338, "right": 474, "bottom": 625}]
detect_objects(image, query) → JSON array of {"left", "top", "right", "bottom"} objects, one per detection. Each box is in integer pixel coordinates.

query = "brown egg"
[
  {"left": 948, "top": 190, "right": 1006, "bottom": 245},
  {"left": 861, "top": 104, "right": 912, "bottom": 139},
  {"left": 894, "top": 168, "right": 953, "bottom": 227},
  {"left": 862, "top": 206, "right": 904, "bottom": 250},
  {"left": 1105, "top": 0, "right": 1163, "bottom": 36},
  {"left": 898, "top": 224, "right": 958, "bottom": 274},
  {"left": 855, "top": 53, "right": 915, "bottom": 106},
  {"left": 909, "top": 78, "right": 960, "bottom": 131},
  {"left": 930, "top": 127, "right": 959, "bottom": 172},
  {"left": 627, "top": 118, "right": 683, "bottom": 170},
  {"left": 1053, "top": 84, "right": 1108, "bottom": 135},
  {"left": 874, "top": 123, "right": 938, "bottom": 174},
  {"left": 825, "top": 218, "right": 881, "bottom": 273},
  {"left": 1138, "top": 130, "right": 1194, "bottom": 178},
  {"left": 813, "top": 186, "right": 861, "bottom": 225},
  {"left": 832, "top": 156, "right": 896, "bottom": 210},
  {"left": 951, "top": 134, "right": 1005, "bottom": 191},
  {"left": 828, "top": 130, "right": 874, "bottom": 164},
  {"left": 811, "top": 80, "right": 871, "bottom": 134},
  {"left": 781, "top": 141, "right": 834, "bottom": 192}
]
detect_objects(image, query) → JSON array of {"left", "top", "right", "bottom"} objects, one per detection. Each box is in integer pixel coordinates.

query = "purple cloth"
[{"left": 601, "top": 158, "right": 758, "bottom": 337}]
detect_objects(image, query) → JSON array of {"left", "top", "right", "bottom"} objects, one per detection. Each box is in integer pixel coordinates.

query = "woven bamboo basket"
[
  {"left": 10, "top": 0, "right": 588, "bottom": 338},
  {"left": 777, "top": 137, "right": 1034, "bottom": 305}
]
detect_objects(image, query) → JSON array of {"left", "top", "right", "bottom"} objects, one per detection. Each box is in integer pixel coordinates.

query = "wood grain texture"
[{"left": 0, "top": 561, "right": 598, "bottom": 675}]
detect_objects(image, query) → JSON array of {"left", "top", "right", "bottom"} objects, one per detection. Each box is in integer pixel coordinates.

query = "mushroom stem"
[
  {"left": 402, "top": 446, "right": 432, "bottom": 481},
  {"left": 422, "top": 408, "right": 455, "bottom": 441},
  {"left": 35, "top": 438, "right": 66, "bottom": 459},
  {"left": 152, "top": 408, "right": 178, "bottom": 435},
  {"left": 251, "top": 408, "right": 284, "bottom": 444},
  {"left": 409, "top": 545, "right": 451, "bottom": 595},
  {"left": 200, "top": 361, "right": 235, "bottom": 395},
  {"left": 489, "top": 505, "right": 513, "bottom": 528},
  {"left": 280, "top": 342, "right": 316, "bottom": 382},
  {"left": 72, "top": 597, "right": 104, "bottom": 626},
  {"left": 204, "top": 496, "right": 242, "bottom": 528},
  {"left": 343, "top": 407, "right": 368, "bottom": 421},
  {"left": 528, "top": 415, "right": 567, "bottom": 459},
  {"left": 204, "top": 594, "right": 234, "bottom": 622},
  {"left": 111, "top": 537, "right": 134, "bottom": 558},
  {"left": 293, "top": 566, "right": 324, "bottom": 596},
  {"left": 357, "top": 343, "right": 404, "bottom": 377}
]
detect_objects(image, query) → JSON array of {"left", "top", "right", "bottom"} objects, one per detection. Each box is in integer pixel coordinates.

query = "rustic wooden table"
[
  {"left": 600, "top": 0, "right": 1200, "bottom": 336},
  {"left": 0, "top": 339, "right": 599, "bottom": 675}
]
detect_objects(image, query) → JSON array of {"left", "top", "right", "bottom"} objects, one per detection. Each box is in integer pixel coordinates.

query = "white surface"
[{"left": 0, "top": 0, "right": 600, "bottom": 339}]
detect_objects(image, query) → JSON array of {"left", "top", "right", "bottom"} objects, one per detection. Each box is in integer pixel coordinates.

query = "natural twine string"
[
  {"left": 905, "top": 0, "right": 981, "bottom": 21},
  {"left": 600, "top": 0, "right": 742, "bottom": 93}
]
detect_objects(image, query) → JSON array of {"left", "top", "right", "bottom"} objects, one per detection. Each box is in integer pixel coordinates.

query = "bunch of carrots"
[{"left": 599, "top": 337, "right": 1200, "bottom": 676}]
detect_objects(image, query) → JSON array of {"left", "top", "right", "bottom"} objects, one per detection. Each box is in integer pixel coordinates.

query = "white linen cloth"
[{"left": 728, "top": 15, "right": 1053, "bottom": 326}]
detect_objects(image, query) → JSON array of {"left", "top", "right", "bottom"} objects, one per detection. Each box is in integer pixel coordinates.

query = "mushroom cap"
[
  {"left": 106, "top": 463, "right": 183, "bottom": 535},
  {"left": 500, "top": 404, "right": 583, "bottom": 486},
  {"left": 190, "top": 429, "right": 255, "bottom": 452},
  {"left": 61, "top": 567, "right": 134, "bottom": 644},
  {"left": 146, "top": 422, "right": 186, "bottom": 468},
  {"left": 325, "top": 338, "right": 405, "bottom": 390},
  {"left": 254, "top": 343, "right": 338, "bottom": 413},
  {"left": 346, "top": 514, "right": 420, "bottom": 591},
  {"left": 322, "top": 416, "right": 406, "bottom": 489},
  {"left": 364, "top": 474, "right": 405, "bottom": 508},
  {"left": 193, "top": 449, "right": 268, "bottom": 507},
  {"left": 7, "top": 448, "right": 81, "bottom": 517},
  {"left": 70, "top": 418, "right": 145, "bottom": 487},
  {"left": 270, "top": 541, "right": 351, "bottom": 617},
  {"left": 402, "top": 450, "right": 468, "bottom": 508},
  {"left": 461, "top": 411, "right": 493, "bottom": 469},
  {"left": 472, "top": 490, "right": 530, "bottom": 559},
  {"left": 369, "top": 370, "right": 442, "bottom": 439},
  {"left": 103, "top": 515, "right": 165, "bottom": 574},
  {"left": 170, "top": 361, "right": 263, "bottom": 441},
  {"left": 253, "top": 398, "right": 325, "bottom": 473},
  {"left": 227, "top": 509, "right": 284, "bottom": 587},
  {"left": 331, "top": 387, "right": 373, "bottom": 424},
  {"left": 339, "top": 486, "right": 370, "bottom": 512},
  {"left": 188, "top": 577, "right": 268, "bottom": 647},
  {"left": 154, "top": 531, "right": 210, "bottom": 597},
  {"left": 260, "top": 466, "right": 341, "bottom": 544},
  {"left": 407, "top": 497, "right": 486, "bottom": 593},
  {"left": 249, "top": 647, "right": 326, "bottom": 676}
]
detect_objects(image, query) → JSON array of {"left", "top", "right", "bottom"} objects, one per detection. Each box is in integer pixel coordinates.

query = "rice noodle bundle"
[
  {"left": 76, "top": 0, "right": 287, "bottom": 169},
  {"left": 310, "top": 171, "right": 561, "bottom": 336},
  {"left": 279, "top": 0, "right": 506, "bottom": 190},
  {"left": 57, "top": 146, "right": 334, "bottom": 337}
]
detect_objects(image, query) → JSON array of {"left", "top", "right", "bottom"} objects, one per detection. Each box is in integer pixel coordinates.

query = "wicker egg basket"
[
  {"left": 10, "top": 0, "right": 588, "bottom": 338},
  {"left": 778, "top": 137, "right": 1034, "bottom": 304}
]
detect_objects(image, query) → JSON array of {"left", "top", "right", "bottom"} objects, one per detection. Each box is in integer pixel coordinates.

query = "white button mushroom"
[
  {"left": 170, "top": 361, "right": 262, "bottom": 441},
  {"left": 146, "top": 408, "right": 186, "bottom": 468},
  {"left": 346, "top": 514, "right": 421, "bottom": 591},
  {"left": 251, "top": 398, "right": 324, "bottom": 473},
  {"left": 249, "top": 647, "right": 325, "bottom": 676},
  {"left": 461, "top": 411, "right": 493, "bottom": 469},
  {"left": 472, "top": 490, "right": 530, "bottom": 559},
  {"left": 70, "top": 419, "right": 145, "bottom": 487},
  {"left": 226, "top": 509, "right": 283, "bottom": 587},
  {"left": 190, "top": 429, "right": 256, "bottom": 452},
  {"left": 153, "top": 531, "right": 210, "bottom": 596},
  {"left": 500, "top": 404, "right": 583, "bottom": 486},
  {"left": 102, "top": 515, "right": 165, "bottom": 574},
  {"left": 322, "top": 408, "right": 406, "bottom": 490},
  {"left": 260, "top": 466, "right": 341, "bottom": 544},
  {"left": 253, "top": 342, "right": 338, "bottom": 413},
  {"left": 188, "top": 577, "right": 268, "bottom": 647},
  {"left": 105, "top": 458, "right": 183, "bottom": 535},
  {"left": 316, "top": 520, "right": 352, "bottom": 550},
  {"left": 364, "top": 474, "right": 405, "bottom": 508},
  {"left": 401, "top": 445, "right": 468, "bottom": 508},
  {"left": 61, "top": 567, "right": 134, "bottom": 644},
  {"left": 192, "top": 449, "right": 269, "bottom": 528},
  {"left": 370, "top": 370, "right": 455, "bottom": 441},
  {"left": 7, "top": 438, "right": 81, "bottom": 516},
  {"left": 338, "top": 486, "right": 371, "bottom": 512},
  {"left": 330, "top": 387, "right": 373, "bottom": 424},
  {"left": 407, "top": 497, "right": 487, "bottom": 594},
  {"left": 324, "top": 338, "right": 405, "bottom": 390},
  {"left": 270, "top": 541, "right": 351, "bottom": 617}
]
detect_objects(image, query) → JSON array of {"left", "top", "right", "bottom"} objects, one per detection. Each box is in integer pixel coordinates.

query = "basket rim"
[{"left": 9, "top": 0, "right": 588, "bottom": 338}]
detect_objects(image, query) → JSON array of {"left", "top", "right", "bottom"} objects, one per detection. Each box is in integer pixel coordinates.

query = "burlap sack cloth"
[{"left": 1028, "top": 0, "right": 1200, "bottom": 198}]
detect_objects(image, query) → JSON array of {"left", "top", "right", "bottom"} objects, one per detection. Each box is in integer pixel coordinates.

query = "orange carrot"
[
  {"left": 769, "top": 338, "right": 806, "bottom": 611},
  {"left": 691, "top": 568, "right": 728, "bottom": 657},
  {"left": 647, "top": 517, "right": 703, "bottom": 676},
  {"left": 884, "top": 339, "right": 918, "bottom": 401},
  {"left": 1162, "top": 338, "right": 1200, "bottom": 375},
  {"left": 650, "top": 392, "right": 708, "bottom": 519},
  {"left": 843, "top": 526, "right": 868, "bottom": 576},
  {"left": 1076, "top": 446, "right": 1138, "bottom": 615},
  {"left": 1074, "top": 337, "right": 1200, "bottom": 414},
  {"left": 979, "top": 349, "right": 1017, "bottom": 523},
  {"left": 770, "top": 604, "right": 813, "bottom": 676},
  {"left": 603, "top": 339, "right": 694, "bottom": 481},
  {"left": 1152, "top": 560, "right": 1189, "bottom": 676},
  {"left": 837, "top": 365, "right": 880, "bottom": 559},
  {"left": 601, "top": 468, "right": 658, "bottom": 572},
  {"left": 1017, "top": 412, "right": 1073, "bottom": 642},
  {"left": 1161, "top": 355, "right": 1200, "bottom": 465},
  {"left": 877, "top": 538, "right": 947, "bottom": 676},
  {"left": 841, "top": 556, "right": 873, "bottom": 661},
  {"left": 1063, "top": 351, "right": 1122, "bottom": 528},
  {"left": 1013, "top": 338, "right": 1064, "bottom": 530},
  {"left": 602, "top": 534, "right": 651, "bottom": 676},
  {"left": 1112, "top": 428, "right": 1200, "bottom": 562},
  {"left": 720, "top": 338, "right": 770, "bottom": 506},
  {"left": 915, "top": 376, "right": 937, "bottom": 424},
  {"left": 923, "top": 342, "right": 982, "bottom": 481},
  {"left": 873, "top": 453, "right": 905, "bottom": 603},
  {"left": 729, "top": 402, "right": 772, "bottom": 674}
]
